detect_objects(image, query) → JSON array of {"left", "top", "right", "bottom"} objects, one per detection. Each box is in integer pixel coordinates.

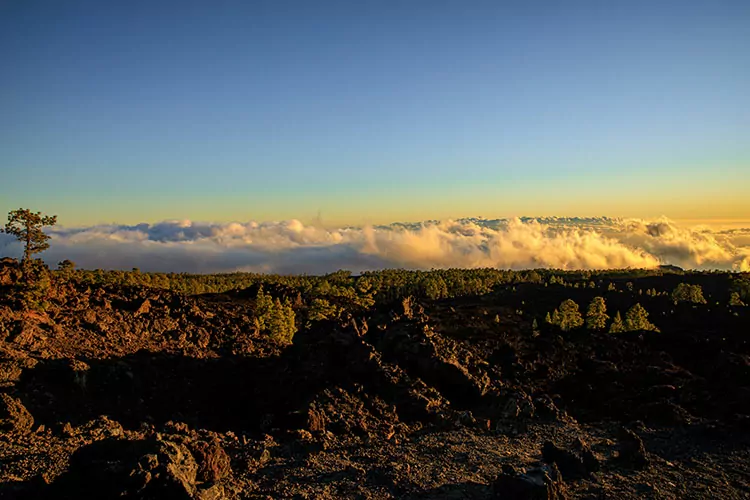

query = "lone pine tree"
[{"left": 2, "top": 208, "right": 57, "bottom": 280}]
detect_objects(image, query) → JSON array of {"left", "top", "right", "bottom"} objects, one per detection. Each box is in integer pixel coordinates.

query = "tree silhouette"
[
  {"left": 2, "top": 208, "right": 57, "bottom": 284},
  {"left": 2, "top": 209, "right": 57, "bottom": 262}
]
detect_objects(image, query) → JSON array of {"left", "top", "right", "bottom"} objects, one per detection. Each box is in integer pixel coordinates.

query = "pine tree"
[
  {"left": 545, "top": 312, "right": 552, "bottom": 324},
  {"left": 557, "top": 299, "right": 584, "bottom": 331},
  {"left": 609, "top": 311, "right": 625, "bottom": 333},
  {"left": 624, "top": 303, "right": 659, "bottom": 332},
  {"left": 254, "top": 286, "right": 274, "bottom": 331},
  {"left": 586, "top": 296, "right": 609, "bottom": 330},
  {"left": 729, "top": 292, "right": 745, "bottom": 307},
  {"left": 268, "top": 298, "right": 296, "bottom": 344},
  {"left": 308, "top": 297, "right": 339, "bottom": 321},
  {"left": 253, "top": 287, "right": 296, "bottom": 344},
  {"left": 551, "top": 309, "right": 561, "bottom": 326},
  {"left": 2, "top": 208, "right": 57, "bottom": 281}
]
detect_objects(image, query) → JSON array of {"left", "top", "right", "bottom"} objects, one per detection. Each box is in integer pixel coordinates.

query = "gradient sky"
[{"left": 1, "top": 0, "right": 749, "bottom": 227}]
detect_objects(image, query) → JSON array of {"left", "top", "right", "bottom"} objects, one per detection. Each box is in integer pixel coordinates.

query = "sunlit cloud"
[{"left": 1, "top": 217, "right": 748, "bottom": 274}]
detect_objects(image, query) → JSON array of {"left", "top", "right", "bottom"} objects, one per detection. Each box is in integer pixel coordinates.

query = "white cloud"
[{"left": 1, "top": 217, "right": 748, "bottom": 274}]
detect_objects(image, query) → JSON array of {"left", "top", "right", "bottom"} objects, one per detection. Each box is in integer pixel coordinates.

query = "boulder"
[
  {"left": 490, "top": 390, "right": 535, "bottom": 420},
  {"left": 636, "top": 401, "right": 692, "bottom": 426},
  {"left": 189, "top": 439, "right": 231, "bottom": 483},
  {"left": 493, "top": 463, "right": 567, "bottom": 499},
  {"left": 135, "top": 299, "right": 152, "bottom": 317},
  {"left": 48, "top": 437, "right": 199, "bottom": 499},
  {"left": 541, "top": 441, "right": 598, "bottom": 480},
  {"left": 617, "top": 427, "right": 649, "bottom": 469},
  {"left": 533, "top": 395, "right": 573, "bottom": 423},
  {"left": 0, "top": 393, "right": 34, "bottom": 432}
]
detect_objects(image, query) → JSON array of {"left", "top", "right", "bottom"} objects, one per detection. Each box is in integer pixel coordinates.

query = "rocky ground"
[{"left": 1, "top": 269, "right": 749, "bottom": 498}]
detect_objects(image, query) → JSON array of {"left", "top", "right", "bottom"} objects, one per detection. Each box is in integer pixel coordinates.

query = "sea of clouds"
[{"left": 1, "top": 217, "right": 749, "bottom": 274}]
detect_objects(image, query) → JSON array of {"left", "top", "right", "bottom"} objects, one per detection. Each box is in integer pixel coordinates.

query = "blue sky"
[{"left": 1, "top": 0, "right": 748, "bottom": 226}]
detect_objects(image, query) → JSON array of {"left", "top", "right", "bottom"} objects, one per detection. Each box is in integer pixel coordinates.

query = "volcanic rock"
[
  {"left": 541, "top": 440, "right": 598, "bottom": 480},
  {"left": 617, "top": 427, "right": 649, "bottom": 470},
  {"left": 189, "top": 439, "right": 232, "bottom": 483},
  {"left": 0, "top": 393, "right": 34, "bottom": 432},
  {"left": 493, "top": 463, "right": 568, "bottom": 499},
  {"left": 47, "top": 437, "right": 199, "bottom": 499}
]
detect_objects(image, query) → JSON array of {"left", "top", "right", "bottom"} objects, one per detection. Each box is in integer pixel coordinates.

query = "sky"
[{"left": 1, "top": 0, "right": 749, "bottom": 228}]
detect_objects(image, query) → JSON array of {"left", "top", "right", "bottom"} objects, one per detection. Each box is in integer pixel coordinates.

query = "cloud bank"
[{"left": 1, "top": 217, "right": 748, "bottom": 274}]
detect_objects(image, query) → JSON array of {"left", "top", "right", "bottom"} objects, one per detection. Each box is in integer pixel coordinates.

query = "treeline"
[
  {"left": 61, "top": 266, "right": 696, "bottom": 299},
  {"left": 57, "top": 266, "right": 750, "bottom": 309}
]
